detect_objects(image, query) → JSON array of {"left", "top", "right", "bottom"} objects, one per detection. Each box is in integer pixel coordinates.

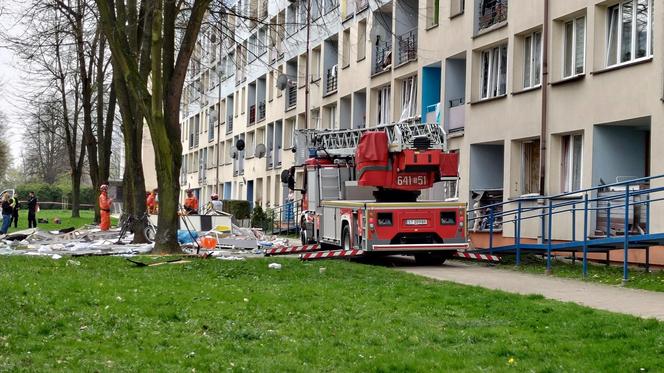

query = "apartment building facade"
[{"left": 177, "top": 0, "right": 664, "bottom": 240}]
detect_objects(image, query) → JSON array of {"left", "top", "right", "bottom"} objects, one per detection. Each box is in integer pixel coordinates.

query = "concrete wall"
[{"left": 592, "top": 125, "right": 649, "bottom": 186}]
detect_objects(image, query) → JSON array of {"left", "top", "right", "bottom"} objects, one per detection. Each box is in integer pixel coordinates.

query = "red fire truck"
[{"left": 294, "top": 121, "right": 468, "bottom": 265}]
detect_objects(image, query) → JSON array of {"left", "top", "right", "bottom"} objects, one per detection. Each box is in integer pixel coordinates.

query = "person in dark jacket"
[
  {"left": 27, "top": 191, "right": 38, "bottom": 228},
  {"left": 0, "top": 193, "right": 12, "bottom": 234},
  {"left": 10, "top": 194, "right": 20, "bottom": 228}
]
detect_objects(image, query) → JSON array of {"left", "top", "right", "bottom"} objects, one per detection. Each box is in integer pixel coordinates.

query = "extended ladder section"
[{"left": 294, "top": 122, "right": 448, "bottom": 163}]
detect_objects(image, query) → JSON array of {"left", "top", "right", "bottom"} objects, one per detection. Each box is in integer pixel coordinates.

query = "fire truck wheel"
[
  {"left": 342, "top": 225, "right": 351, "bottom": 251},
  {"left": 414, "top": 253, "right": 446, "bottom": 266}
]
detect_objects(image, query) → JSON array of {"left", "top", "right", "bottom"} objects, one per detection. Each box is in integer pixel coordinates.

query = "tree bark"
[{"left": 95, "top": 0, "right": 211, "bottom": 252}]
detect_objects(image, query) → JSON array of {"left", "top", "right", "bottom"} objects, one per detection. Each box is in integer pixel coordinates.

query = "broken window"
[
  {"left": 378, "top": 86, "right": 391, "bottom": 125},
  {"left": 520, "top": 140, "right": 540, "bottom": 195},
  {"left": 480, "top": 43, "right": 507, "bottom": 99},
  {"left": 400, "top": 76, "right": 417, "bottom": 121},
  {"left": 478, "top": 0, "right": 508, "bottom": 31},
  {"left": 561, "top": 134, "right": 583, "bottom": 193}
]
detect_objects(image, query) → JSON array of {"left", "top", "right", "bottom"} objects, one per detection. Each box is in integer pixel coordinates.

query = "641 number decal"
[{"left": 396, "top": 175, "right": 428, "bottom": 186}]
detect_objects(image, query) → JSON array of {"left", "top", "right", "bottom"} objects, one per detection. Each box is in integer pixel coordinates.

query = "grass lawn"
[
  {"left": 0, "top": 257, "right": 663, "bottom": 371},
  {"left": 4, "top": 210, "right": 117, "bottom": 234},
  {"left": 486, "top": 255, "right": 664, "bottom": 292}
]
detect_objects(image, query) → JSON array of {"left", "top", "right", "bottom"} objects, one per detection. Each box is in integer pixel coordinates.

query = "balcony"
[
  {"left": 325, "top": 66, "right": 338, "bottom": 95},
  {"left": 478, "top": 0, "right": 507, "bottom": 32},
  {"left": 448, "top": 98, "right": 465, "bottom": 132},
  {"left": 373, "top": 41, "right": 392, "bottom": 75},
  {"left": 286, "top": 86, "right": 297, "bottom": 110},
  {"left": 257, "top": 100, "right": 266, "bottom": 122},
  {"left": 396, "top": 29, "right": 417, "bottom": 65},
  {"left": 249, "top": 105, "right": 256, "bottom": 126}
]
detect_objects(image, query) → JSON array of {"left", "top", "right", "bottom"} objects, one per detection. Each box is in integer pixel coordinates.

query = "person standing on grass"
[
  {"left": 147, "top": 189, "right": 158, "bottom": 214},
  {"left": 10, "top": 193, "right": 20, "bottom": 228},
  {"left": 99, "top": 184, "right": 113, "bottom": 231},
  {"left": 27, "top": 191, "right": 38, "bottom": 228},
  {"left": 183, "top": 189, "right": 198, "bottom": 215},
  {"left": 0, "top": 193, "right": 12, "bottom": 234}
]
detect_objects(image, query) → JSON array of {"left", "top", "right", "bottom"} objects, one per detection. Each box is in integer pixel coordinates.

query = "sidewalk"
[{"left": 400, "top": 261, "right": 664, "bottom": 321}]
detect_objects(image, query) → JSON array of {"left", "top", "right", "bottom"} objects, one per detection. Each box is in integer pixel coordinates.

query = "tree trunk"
[{"left": 71, "top": 170, "right": 82, "bottom": 218}]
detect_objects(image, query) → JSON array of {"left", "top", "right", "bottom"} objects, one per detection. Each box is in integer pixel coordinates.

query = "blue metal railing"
[{"left": 467, "top": 175, "right": 664, "bottom": 282}]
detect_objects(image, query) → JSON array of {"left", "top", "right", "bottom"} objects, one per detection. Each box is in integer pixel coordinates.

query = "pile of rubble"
[
  {"left": 0, "top": 227, "right": 153, "bottom": 258},
  {"left": 0, "top": 223, "right": 292, "bottom": 260}
]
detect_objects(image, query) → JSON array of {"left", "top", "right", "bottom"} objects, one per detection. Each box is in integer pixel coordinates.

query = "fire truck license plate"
[
  {"left": 396, "top": 175, "right": 428, "bottom": 186},
  {"left": 406, "top": 219, "right": 428, "bottom": 226}
]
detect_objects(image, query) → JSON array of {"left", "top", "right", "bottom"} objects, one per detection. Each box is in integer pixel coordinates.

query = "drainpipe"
[{"left": 539, "top": 0, "right": 550, "bottom": 197}]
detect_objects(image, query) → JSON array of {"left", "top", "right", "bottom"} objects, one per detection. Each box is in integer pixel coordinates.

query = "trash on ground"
[{"left": 268, "top": 263, "right": 282, "bottom": 270}]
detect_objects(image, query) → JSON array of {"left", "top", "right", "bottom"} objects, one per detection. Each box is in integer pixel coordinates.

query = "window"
[
  {"left": 561, "top": 134, "right": 582, "bottom": 193},
  {"left": 357, "top": 20, "right": 367, "bottom": 61},
  {"left": 451, "top": 0, "right": 465, "bottom": 17},
  {"left": 523, "top": 31, "right": 542, "bottom": 89},
  {"left": 342, "top": 29, "right": 351, "bottom": 67},
  {"left": 563, "top": 16, "right": 586, "bottom": 77},
  {"left": 284, "top": 118, "right": 295, "bottom": 148},
  {"left": 378, "top": 86, "right": 391, "bottom": 125},
  {"left": 478, "top": 0, "right": 508, "bottom": 32},
  {"left": 327, "top": 105, "right": 337, "bottom": 129},
  {"left": 312, "top": 47, "right": 321, "bottom": 81},
  {"left": 607, "top": 0, "right": 653, "bottom": 66},
  {"left": 520, "top": 140, "right": 540, "bottom": 195},
  {"left": 427, "top": 0, "right": 440, "bottom": 28},
  {"left": 400, "top": 76, "right": 417, "bottom": 121},
  {"left": 480, "top": 43, "right": 508, "bottom": 99}
]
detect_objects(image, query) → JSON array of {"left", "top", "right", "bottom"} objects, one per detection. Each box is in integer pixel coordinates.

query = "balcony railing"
[
  {"left": 325, "top": 66, "right": 338, "bottom": 94},
  {"left": 373, "top": 41, "right": 392, "bottom": 74},
  {"left": 397, "top": 29, "right": 417, "bottom": 65},
  {"left": 448, "top": 98, "right": 465, "bottom": 132},
  {"left": 257, "top": 100, "right": 266, "bottom": 121},
  {"left": 249, "top": 105, "right": 256, "bottom": 125},
  {"left": 286, "top": 86, "right": 297, "bottom": 110},
  {"left": 478, "top": 0, "right": 507, "bottom": 31}
]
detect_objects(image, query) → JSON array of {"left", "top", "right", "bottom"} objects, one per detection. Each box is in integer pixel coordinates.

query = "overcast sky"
[{"left": 0, "top": 2, "right": 27, "bottom": 167}]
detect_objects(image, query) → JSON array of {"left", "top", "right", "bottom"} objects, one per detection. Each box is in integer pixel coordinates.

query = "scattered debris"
[
  {"left": 126, "top": 258, "right": 191, "bottom": 267},
  {"left": 51, "top": 254, "right": 62, "bottom": 260},
  {"left": 268, "top": 263, "right": 282, "bottom": 270}
]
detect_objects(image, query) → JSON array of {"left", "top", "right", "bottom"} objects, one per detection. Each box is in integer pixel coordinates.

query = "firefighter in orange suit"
[
  {"left": 183, "top": 189, "right": 199, "bottom": 215},
  {"left": 99, "top": 184, "right": 113, "bottom": 231}
]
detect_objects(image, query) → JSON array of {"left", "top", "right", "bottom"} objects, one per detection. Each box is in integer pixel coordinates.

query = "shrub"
[
  {"left": 222, "top": 200, "right": 251, "bottom": 220},
  {"left": 251, "top": 205, "right": 269, "bottom": 230}
]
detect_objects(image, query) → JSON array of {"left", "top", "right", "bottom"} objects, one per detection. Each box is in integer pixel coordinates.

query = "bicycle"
[{"left": 116, "top": 212, "right": 157, "bottom": 244}]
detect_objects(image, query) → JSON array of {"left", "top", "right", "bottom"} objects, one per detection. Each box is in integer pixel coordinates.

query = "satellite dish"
[
  {"left": 255, "top": 143, "right": 267, "bottom": 159},
  {"left": 236, "top": 138, "right": 245, "bottom": 151},
  {"left": 276, "top": 74, "right": 289, "bottom": 90},
  {"left": 280, "top": 169, "right": 290, "bottom": 184}
]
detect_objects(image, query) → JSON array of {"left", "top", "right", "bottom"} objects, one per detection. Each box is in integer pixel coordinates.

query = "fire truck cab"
[{"left": 296, "top": 122, "right": 468, "bottom": 265}]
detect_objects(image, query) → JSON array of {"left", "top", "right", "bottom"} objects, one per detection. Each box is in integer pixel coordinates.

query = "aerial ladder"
[{"left": 265, "top": 120, "right": 497, "bottom": 264}]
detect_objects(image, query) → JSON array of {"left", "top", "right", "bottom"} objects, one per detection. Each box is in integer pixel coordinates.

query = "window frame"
[
  {"left": 480, "top": 43, "right": 508, "bottom": 100},
  {"left": 523, "top": 31, "right": 542, "bottom": 89},
  {"left": 606, "top": 0, "right": 653, "bottom": 67},
  {"left": 377, "top": 86, "right": 391, "bottom": 125},
  {"left": 562, "top": 16, "right": 586, "bottom": 78},
  {"left": 561, "top": 134, "right": 583, "bottom": 193}
]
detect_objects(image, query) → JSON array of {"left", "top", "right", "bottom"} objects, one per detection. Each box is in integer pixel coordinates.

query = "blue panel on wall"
[{"left": 422, "top": 67, "right": 441, "bottom": 122}]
